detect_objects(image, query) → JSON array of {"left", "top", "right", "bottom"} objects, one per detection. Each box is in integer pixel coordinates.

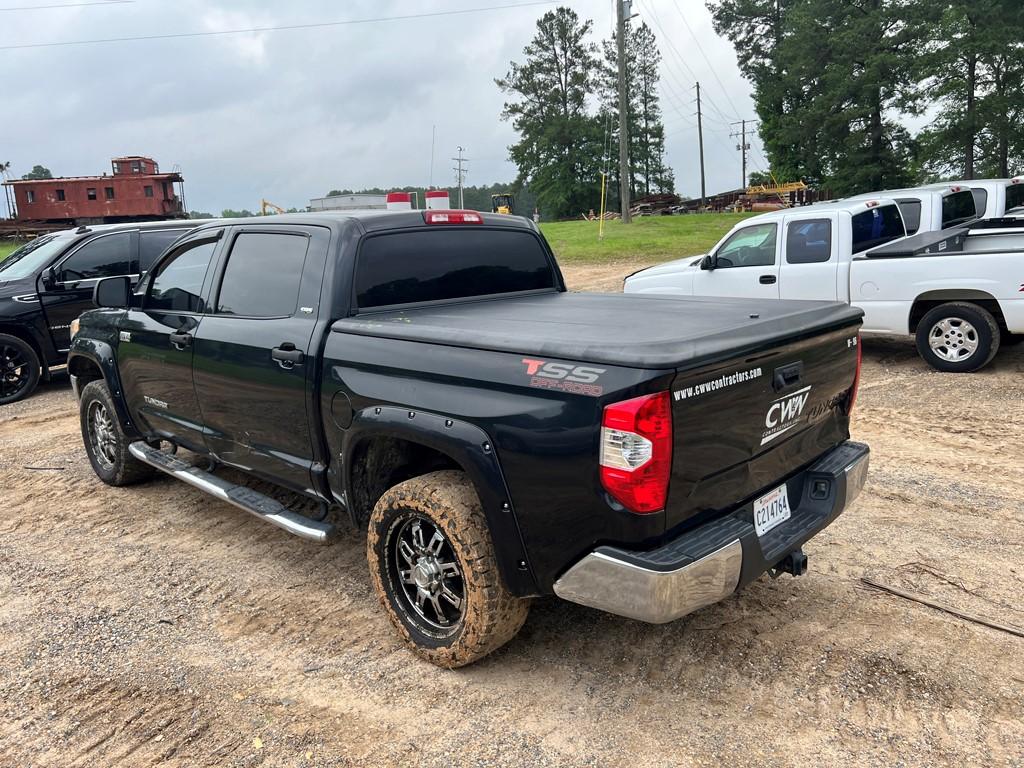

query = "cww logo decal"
[{"left": 761, "top": 385, "right": 812, "bottom": 446}]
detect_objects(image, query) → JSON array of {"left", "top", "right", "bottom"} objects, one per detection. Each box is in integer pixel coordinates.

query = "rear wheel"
[
  {"left": 366, "top": 470, "right": 529, "bottom": 668},
  {"left": 79, "top": 379, "right": 156, "bottom": 486},
  {"left": 0, "top": 333, "right": 41, "bottom": 405},
  {"left": 915, "top": 302, "right": 1000, "bottom": 373}
]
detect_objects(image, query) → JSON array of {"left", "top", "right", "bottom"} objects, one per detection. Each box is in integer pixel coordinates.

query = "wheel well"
[
  {"left": 68, "top": 354, "right": 105, "bottom": 388},
  {"left": 349, "top": 437, "right": 463, "bottom": 525},
  {"left": 909, "top": 292, "right": 1006, "bottom": 334}
]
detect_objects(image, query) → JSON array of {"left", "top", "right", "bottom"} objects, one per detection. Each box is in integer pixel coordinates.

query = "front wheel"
[
  {"left": 915, "top": 302, "right": 1000, "bottom": 373},
  {"left": 0, "top": 333, "right": 41, "bottom": 405},
  {"left": 366, "top": 470, "right": 529, "bottom": 668},
  {"left": 79, "top": 379, "right": 156, "bottom": 486}
]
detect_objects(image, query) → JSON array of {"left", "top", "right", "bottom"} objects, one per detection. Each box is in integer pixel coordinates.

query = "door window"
[
  {"left": 714, "top": 224, "right": 777, "bottom": 268},
  {"left": 139, "top": 229, "right": 187, "bottom": 273},
  {"left": 785, "top": 219, "right": 832, "bottom": 264},
  {"left": 215, "top": 232, "right": 309, "bottom": 317},
  {"left": 58, "top": 232, "right": 132, "bottom": 282},
  {"left": 147, "top": 240, "right": 217, "bottom": 313}
]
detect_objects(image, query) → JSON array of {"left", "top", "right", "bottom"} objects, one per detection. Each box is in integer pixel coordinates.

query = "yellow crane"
[{"left": 260, "top": 199, "right": 286, "bottom": 216}]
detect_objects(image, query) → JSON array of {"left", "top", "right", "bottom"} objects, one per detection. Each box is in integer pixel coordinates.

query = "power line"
[
  {"left": 0, "top": 0, "right": 558, "bottom": 50},
  {"left": 1, "top": 1, "right": 130, "bottom": 10},
  {"left": 670, "top": 0, "right": 743, "bottom": 119}
]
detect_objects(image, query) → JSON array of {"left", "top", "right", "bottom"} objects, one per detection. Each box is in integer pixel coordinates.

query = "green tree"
[
  {"left": 21, "top": 165, "right": 53, "bottom": 180},
  {"left": 497, "top": 7, "right": 605, "bottom": 219},
  {"left": 220, "top": 209, "right": 254, "bottom": 218},
  {"left": 599, "top": 22, "right": 674, "bottom": 201},
  {"left": 918, "top": 0, "right": 1024, "bottom": 179},
  {"left": 709, "top": 0, "right": 920, "bottom": 195},
  {"left": 188, "top": 210, "right": 215, "bottom": 219}
]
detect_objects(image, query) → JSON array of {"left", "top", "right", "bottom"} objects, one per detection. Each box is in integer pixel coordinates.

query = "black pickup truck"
[{"left": 69, "top": 210, "right": 869, "bottom": 667}]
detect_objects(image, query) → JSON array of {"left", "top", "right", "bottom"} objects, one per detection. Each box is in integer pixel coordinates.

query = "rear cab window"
[
  {"left": 1005, "top": 182, "right": 1024, "bottom": 212},
  {"left": 896, "top": 200, "right": 922, "bottom": 234},
  {"left": 851, "top": 205, "right": 905, "bottom": 253},
  {"left": 941, "top": 190, "right": 977, "bottom": 228},
  {"left": 355, "top": 228, "right": 556, "bottom": 310}
]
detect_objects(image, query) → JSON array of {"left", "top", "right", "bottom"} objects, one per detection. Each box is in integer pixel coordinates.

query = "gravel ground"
[{"left": 1, "top": 263, "right": 1022, "bottom": 766}]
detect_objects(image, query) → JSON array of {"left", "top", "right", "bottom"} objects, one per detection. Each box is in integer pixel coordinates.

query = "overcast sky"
[{"left": 2, "top": 0, "right": 763, "bottom": 213}]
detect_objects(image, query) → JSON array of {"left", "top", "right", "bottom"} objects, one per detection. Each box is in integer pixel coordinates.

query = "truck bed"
[{"left": 333, "top": 292, "right": 863, "bottom": 370}]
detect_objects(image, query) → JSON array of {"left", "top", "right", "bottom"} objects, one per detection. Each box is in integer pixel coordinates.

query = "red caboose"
[{"left": 3, "top": 156, "right": 186, "bottom": 225}]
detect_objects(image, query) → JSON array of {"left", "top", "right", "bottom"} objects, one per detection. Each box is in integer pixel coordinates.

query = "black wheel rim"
[
  {"left": 386, "top": 514, "right": 466, "bottom": 637},
  {"left": 87, "top": 400, "right": 118, "bottom": 470},
  {"left": 1, "top": 342, "right": 32, "bottom": 401}
]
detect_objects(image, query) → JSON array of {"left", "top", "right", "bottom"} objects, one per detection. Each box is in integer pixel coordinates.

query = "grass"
[
  {"left": 0, "top": 242, "right": 18, "bottom": 262},
  {"left": 539, "top": 213, "right": 754, "bottom": 265}
]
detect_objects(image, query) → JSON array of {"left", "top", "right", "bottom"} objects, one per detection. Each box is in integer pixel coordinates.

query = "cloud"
[{"left": 2, "top": 0, "right": 760, "bottom": 211}]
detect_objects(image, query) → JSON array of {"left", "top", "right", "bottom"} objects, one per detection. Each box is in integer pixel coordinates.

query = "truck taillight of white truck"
[{"left": 624, "top": 178, "right": 1024, "bottom": 372}]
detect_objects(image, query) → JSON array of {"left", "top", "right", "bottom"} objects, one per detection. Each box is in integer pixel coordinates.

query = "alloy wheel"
[
  {"left": 388, "top": 514, "right": 466, "bottom": 636},
  {"left": 928, "top": 317, "right": 979, "bottom": 362}
]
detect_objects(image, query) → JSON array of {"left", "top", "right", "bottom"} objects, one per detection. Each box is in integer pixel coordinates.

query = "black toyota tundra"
[{"left": 68, "top": 210, "right": 869, "bottom": 667}]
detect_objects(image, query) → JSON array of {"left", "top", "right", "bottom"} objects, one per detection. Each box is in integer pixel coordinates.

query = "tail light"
[
  {"left": 423, "top": 210, "right": 483, "bottom": 225},
  {"left": 848, "top": 334, "right": 863, "bottom": 414},
  {"left": 599, "top": 391, "right": 672, "bottom": 514}
]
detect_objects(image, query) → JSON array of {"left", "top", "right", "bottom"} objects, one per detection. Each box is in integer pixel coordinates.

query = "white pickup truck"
[
  {"left": 922, "top": 178, "right": 1024, "bottom": 219},
  {"left": 847, "top": 185, "right": 978, "bottom": 235},
  {"left": 623, "top": 199, "right": 1024, "bottom": 372}
]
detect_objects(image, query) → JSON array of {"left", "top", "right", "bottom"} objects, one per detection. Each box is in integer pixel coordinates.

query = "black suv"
[{"left": 0, "top": 220, "right": 206, "bottom": 404}]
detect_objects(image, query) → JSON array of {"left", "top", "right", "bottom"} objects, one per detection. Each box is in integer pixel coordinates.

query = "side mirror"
[
  {"left": 93, "top": 276, "right": 131, "bottom": 309},
  {"left": 700, "top": 254, "right": 717, "bottom": 271},
  {"left": 41, "top": 266, "right": 58, "bottom": 289}
]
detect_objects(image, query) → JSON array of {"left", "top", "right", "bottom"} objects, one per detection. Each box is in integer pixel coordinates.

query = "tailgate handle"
[{"left": 773, "top": 362, "right": 803, "bottom": 392}]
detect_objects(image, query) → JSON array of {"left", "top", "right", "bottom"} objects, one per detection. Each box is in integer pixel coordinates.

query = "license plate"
[{"left": 754, "top": 483, "right": 791, "bottom": 537}]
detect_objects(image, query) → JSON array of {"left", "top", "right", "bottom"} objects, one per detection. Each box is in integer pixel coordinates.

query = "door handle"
[
  {"left": 271, "top": 343, "right": 304, "bottom": 368},
  {"left": 759, "top": 274, "right": 777, "bottom": 285},
  {"left": 169, "top": 331, "right": 192, "bottom": 349}
]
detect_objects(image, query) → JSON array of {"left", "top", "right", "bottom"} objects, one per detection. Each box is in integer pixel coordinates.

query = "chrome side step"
[{"left": 128, "top": 441, "right": 337, "bottom": 544}]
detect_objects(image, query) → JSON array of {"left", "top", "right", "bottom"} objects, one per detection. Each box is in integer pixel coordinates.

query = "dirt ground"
[{"left": 1, "top": 262, "right": 1022, "bottom": 767}]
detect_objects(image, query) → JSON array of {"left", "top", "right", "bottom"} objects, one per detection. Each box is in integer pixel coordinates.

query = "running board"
[{"left": 128, "top": 441, "right": 337, "bottom": 544}]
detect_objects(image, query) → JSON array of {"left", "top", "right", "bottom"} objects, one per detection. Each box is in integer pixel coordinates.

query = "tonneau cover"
[{"left": 333, "top": 292, "right": 863, "bottom": 370}]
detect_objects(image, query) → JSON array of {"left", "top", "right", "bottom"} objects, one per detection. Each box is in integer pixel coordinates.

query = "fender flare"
[
  {"left": 67, "top": 337, "right": 141, "bottom": 439},
  {"left": 341, "top": 405, "right": 539, "bottom": 597}
]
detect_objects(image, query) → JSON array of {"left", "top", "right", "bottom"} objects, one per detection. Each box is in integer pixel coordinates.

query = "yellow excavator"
[
  {"left": 260, "top": 199, "right": 286, "bottom": 216},
  {"left": 491, "top": 193, "right": 515, "bottom": 215}
]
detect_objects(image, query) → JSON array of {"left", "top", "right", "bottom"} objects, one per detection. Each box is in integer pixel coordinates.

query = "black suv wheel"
[{"left": 0, "top": 333, "right": 41, "bottom": 405}]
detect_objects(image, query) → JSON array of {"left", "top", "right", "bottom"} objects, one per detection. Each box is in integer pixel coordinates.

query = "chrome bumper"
[{"left": 554, "top": 441, "right": 870, "bottom": 624}]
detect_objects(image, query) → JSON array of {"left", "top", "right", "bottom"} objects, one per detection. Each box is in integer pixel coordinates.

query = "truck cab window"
[
  {"left": 216, "top": 233, "right": 309, "bottom": 317},
  {"left": 785, "top": 219, "right": 832, "bottom": 264},
  {"left": 897, "top": 201, "right": 922, "bottom": 235},
  {"left": 147, "top": 240, "right": 217, "bottom": 313},
  {"left": 970, "top": 188, "right": 987, "bottom": 217},
  {"left": 59, "top": 233, "right": 132, "bottom": 282},
  {"left": 355, "top": 229, "right": 555, "bottom": 309},
  {"left": 714, "top": 224, "right": 777, "bottom": 268},
  {"left": 851, "top": 205, "right": 905, "bottom": 253},
  {"left": 941, "top": 190, "right": 977, "bottom": 228}
]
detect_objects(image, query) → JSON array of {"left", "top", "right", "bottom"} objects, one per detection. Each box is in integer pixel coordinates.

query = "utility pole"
[
  {"left": 730, "top": 119, "right": 753, "bottom": 189},
  {"left": 696, "top": 82, "right": 706, "bottom": 209},
  {"left": 616, "top": 0, "right": 631, "bottom": 223},
  {"left": 451, "top": 146, "right": 468, "bottom": 208}
]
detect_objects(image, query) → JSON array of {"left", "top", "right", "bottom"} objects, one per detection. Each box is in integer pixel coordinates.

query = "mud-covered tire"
[
  {"left": 79, "top": 379, "right": 156, "bottom": 486},
  {"left": 915, "top": 302, "right": 1000, "bottom": 373},
  {"left": 366, "top": 470, "right": 529, "bottom": 668},
  {"left": 0, "top": 333, "right": 41, "bottom": 405}
]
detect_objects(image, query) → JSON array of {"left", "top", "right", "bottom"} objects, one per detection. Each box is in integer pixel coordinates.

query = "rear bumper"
[{"left": 553, "top": 440, "right": 869, "bottom": 623}]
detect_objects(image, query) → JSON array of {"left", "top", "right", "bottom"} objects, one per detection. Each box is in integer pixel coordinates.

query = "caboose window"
[
  {"left": 55, "top": 189, "right": 66, "bottom": 201},
  {"left": 26, "top": 190, "right": 35, "bottom": 203},
  {"left": 105, "top": 187, "right": 115, "bottom": 199},
  {"left": 144, "top": 186, "right": 154, "bottom": 198},
  {"left": 87, "top": 188, "right": 97, "bottom": 200}
]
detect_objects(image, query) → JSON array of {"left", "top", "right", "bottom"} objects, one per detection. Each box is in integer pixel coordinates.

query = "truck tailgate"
[{"left": 665, "top": 325, "right": 860, "bottom": 531}]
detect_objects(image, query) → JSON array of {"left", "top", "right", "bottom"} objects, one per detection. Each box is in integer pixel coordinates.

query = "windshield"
[{"left": 0, "top": 234, "right": 75, "bottom": 281}]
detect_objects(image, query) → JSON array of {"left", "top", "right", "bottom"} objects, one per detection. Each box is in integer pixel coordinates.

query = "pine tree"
[{"left": 496, "top": 7, "right": 605, "bottom": 219}]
